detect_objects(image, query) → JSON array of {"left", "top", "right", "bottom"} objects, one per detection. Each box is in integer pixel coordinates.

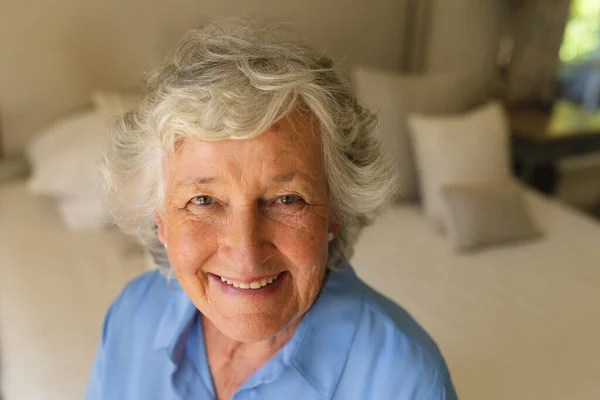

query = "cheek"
[
  {"left": 167, "top": 218, "right": 217, "bottom": 274},
  {"left": 276, "top": 231, "right": 327, "bottom": 264},
  {"left": 277, "top": 226, "right": 328, "bottom": 309},
  {"left": 274, "top": 215, "right": 329, "bottom": 270}
]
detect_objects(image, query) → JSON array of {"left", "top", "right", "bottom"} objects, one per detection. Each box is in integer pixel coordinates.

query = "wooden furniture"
[{"left": 509, "top": 100, "right": 600, "bottom": 194}]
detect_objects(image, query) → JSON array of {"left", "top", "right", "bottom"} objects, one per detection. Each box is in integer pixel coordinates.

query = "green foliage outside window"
[{"left": 560, "top": 0, "right": 600, "bottom": 63}]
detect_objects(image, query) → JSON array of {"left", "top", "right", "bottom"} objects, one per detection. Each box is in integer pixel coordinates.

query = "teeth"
[{"left": 220, "top": 274, "right": 280, "bottom": 290}]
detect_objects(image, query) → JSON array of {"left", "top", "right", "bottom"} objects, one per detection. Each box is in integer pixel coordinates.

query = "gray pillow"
[{"left": 441, "top": 183, "right": 542, "bottom": 251}]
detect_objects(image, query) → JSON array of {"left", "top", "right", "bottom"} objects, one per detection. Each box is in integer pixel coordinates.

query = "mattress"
[
  {"left": 1, "top": 180, "right": 599, "bottom": 399},
  {"left": 351, "top": 188, "right": 600, "bottom": 400},
  {"left": 0, "top": 182, "right": 149, "bottom": 400}
]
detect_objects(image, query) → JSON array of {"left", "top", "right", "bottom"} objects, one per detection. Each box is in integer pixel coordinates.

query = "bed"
[
  {"left": 1, "top": 177, "right": 600, "bottom": 399},
  {"left": 0, "top": 181, "right": 149, "bottom": 400},
  {"left": 352, "top": 186, "right": 600, "bottom": 400}
]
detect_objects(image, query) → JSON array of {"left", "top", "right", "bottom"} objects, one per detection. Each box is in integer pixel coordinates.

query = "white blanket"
[
  {"left": 0, "top": 182, "right": 148, "bottom": 400},
  {"left": 352, "top": 189, "right": 600, "bottom": 400}
]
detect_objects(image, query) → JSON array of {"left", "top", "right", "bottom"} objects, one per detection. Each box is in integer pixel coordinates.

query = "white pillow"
[
  {"left": 57, "top": 195, "right": 113, "bottom": 231},
  {"left": 25, "top": 110, "right": 106, "bottom": 169},
  {"left": 408, "top": 102, "right": 511, "bottom": 232},
  {"left": 91, "top": 90, "right": 141, "bottom": 118},
  {"left": 352, "top": 65, "right": 484, "bottom": 201},
  {"left": 27, "top": 111, "right": 110, "bottom": 199}
]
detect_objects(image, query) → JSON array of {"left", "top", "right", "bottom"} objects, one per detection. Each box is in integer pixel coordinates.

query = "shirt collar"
[
  {"left": 285, "top": 265, "right": 364, "bottom": 397},
  {"left": 152, "top": 264, "right": 364, "bottom": 397},
  {"left": 152, "top": 279, "right": 196, "bottom": 365}
]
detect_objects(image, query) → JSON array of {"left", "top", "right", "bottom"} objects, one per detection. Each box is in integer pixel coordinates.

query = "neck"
[
  {"left": 202, "top": 315, "right": 302, "bottom": 399},
  {"left": 202, "top": 315, "right": 300, "bottom": 362}
]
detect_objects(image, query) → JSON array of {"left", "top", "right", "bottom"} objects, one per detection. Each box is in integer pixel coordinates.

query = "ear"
[
  {"left": 328, "top": 220, "right": 339, "bottom": 239},
  {"left": 154, "top": 211, "right": 167, "bottom": 245}
]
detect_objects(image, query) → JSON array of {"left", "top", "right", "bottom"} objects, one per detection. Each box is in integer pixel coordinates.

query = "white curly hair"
[{"left": 102, "top": 19, "right": 396, "bottom": 275}]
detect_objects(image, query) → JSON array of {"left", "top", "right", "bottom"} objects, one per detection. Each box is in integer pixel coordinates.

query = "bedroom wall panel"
[
  {"left": 424, "top": 0, "right": 508, "bottom": 96},
  {"left": 0, "top": 0, "right": 409, "bottom": 154}
]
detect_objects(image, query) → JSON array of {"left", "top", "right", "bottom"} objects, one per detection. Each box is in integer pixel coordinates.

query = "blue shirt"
[{"left": 85, "top": 265, "right": 458, "bottom": 399}]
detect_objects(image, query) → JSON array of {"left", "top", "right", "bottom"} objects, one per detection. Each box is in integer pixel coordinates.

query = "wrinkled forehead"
[{"left": 165, "top": 111, "right": 326, "bottom": 188}]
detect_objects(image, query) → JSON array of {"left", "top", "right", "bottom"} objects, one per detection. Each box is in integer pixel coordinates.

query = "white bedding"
[
  {"left": 352, "top": 188, "right": 600, "bottom": 400},
  {"left": 1, "top": 181, "right": 599, "bottom": 399},
  {"left": 0, "top": 182, "right": 149, "bottom": 400}
]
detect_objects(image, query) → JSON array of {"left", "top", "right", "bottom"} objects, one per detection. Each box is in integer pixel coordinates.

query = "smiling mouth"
[{"left": 218, "top": 273, "right": 281, "bottom": 290}]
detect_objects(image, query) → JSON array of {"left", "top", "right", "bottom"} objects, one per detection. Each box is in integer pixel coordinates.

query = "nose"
[{"left": 221, "top": 205, "right": 270, "bottom": 270}]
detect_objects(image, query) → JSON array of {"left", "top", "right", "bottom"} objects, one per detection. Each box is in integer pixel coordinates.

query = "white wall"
[
  {"left": 425, "top": 0, "right": 508, "bottom": 93},
  {"left": 0, "top": 0, "right": 408, "bottom": 154}
]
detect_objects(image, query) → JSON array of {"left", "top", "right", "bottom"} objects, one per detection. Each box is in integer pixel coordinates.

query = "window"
[{"left": 560, "top": 0, "right": 600, "bottom": 64}]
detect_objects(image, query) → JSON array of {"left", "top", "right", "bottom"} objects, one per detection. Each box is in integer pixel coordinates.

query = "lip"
[
  {"left": 209, "top": 271, "right": 288, "bottom": 296},
  {"left": 211, "top": 272, "right": 283, "bottom": 284}
]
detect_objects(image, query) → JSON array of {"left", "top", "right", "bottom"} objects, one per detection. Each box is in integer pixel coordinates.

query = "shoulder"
[
  {"left": 113, "top": 269, "right": 170, "bottom": 307},
  {"left": 328, "top": 266, "right": 445, "bottom": 363},
  {"left": 103, "top": 270, "right": 176, "bottom": 342},
  {"left": 360, "top": 281, "right": 445, "bottom": 366},
  {"left": 95, "top": 270, "right": 183, "bottom": 375},
  {"left": 85, "top": 271, "right": 187, "bottom": 398},
  {"left": 333, "top": 267, "right": 457, "bottom": 399}
]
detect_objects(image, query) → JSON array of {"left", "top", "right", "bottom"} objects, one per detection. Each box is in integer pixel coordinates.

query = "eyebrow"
[
  {"left": 175, "top": 177, "right": 217, "bottom": 188},
  {"left": 174, "top": 172, "right": 297, "bottom": 188},
  {"left": 272, "top": 172, "right": 295, "bottom": 183}
]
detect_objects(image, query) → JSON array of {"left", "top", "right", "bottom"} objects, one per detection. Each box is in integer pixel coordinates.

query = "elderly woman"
[{"left": 85, "top": 20, "right": 457, "bottom": 400}]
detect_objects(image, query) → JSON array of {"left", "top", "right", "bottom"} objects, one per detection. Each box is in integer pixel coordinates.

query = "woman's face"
[{"left": 155, "top": 113, "right": 334, "bottom": 342}]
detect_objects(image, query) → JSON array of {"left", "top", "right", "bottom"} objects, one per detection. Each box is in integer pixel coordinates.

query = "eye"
[
  {"left": 277, "top": 195, "right": 302, "bottom": 205},
  {"left": 190, "top": 196, "right": 214, "bottom": 206}
]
